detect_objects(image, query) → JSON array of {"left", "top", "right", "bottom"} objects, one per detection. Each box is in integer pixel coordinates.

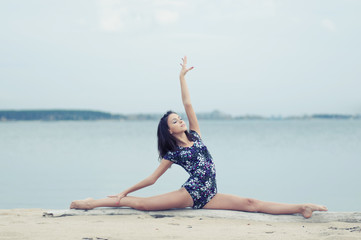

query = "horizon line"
[{"left": 0, "top": 109, "right": 360, "bottom": 118}]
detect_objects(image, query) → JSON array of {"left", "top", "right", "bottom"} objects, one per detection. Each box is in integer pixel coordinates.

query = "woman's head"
[{"left": 157, "top": 110, "right": 192, "bottom": 160}]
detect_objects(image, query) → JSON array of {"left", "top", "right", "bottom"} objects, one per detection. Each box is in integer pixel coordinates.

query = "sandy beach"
[{"left": 1, "top": 208, "right": 360, "bottom": 240}]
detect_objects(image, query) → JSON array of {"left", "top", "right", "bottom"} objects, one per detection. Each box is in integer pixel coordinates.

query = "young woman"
[{"left": 70, "top": 56, "right": 327, "bottom": 218}]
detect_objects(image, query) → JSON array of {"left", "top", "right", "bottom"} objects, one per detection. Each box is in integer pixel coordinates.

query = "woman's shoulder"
[
  {"left": 163, "top": 148, "right": 181, "bottom": 162},
  {"left": 189, "top": 130, "right": 201, "bottom": 140}
]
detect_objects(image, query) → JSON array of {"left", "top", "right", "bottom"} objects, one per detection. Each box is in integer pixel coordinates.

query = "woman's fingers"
[
  {"left": 185, "top": 66, "right": 194, "bottom": 73},
  {"left": 107, "top": 192, "right": 127, "bottom": 206},
  {"left": 116, "top": 195, "right": 125, "bottom": 205},
  {"left": 107, "top": 194, "right": 122, "bottom": 198},
  {"left": 181, "top": 56, "right": 187, "bottom": 67},
  {"left": 180, "top": 56, "right": 193, "bottom": 76}
]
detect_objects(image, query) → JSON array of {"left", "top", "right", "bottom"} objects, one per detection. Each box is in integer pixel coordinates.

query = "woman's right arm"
[
  {"left": 179, "top": 56, "right": 201, "bottom": 136},
  {"left": 108, "top": 159, "right": 173, "bottom": 204}
]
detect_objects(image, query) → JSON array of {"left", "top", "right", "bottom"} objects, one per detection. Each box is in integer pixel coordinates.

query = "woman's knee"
[
  {"left": 244, "top": 198, "right": 261, "bottom": 212},
  {"left": 131, "top": 198, "right": 149, "bottom": 211},
  {"left": 133, "top": 198, "right": 163, "bottom": 211}
]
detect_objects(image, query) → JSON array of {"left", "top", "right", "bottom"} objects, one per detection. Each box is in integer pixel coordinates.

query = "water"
[{"left": 1, "top": 120, "right": 360, "bottom": 211}]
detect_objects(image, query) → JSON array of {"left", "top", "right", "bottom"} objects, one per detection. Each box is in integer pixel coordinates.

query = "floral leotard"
[{"left": 163, "top": 130, "right": 217, "bottom": 209}]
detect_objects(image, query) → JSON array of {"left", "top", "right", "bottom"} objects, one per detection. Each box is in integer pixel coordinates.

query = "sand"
[{"left": 1, "top": 209, "right": 360, "bottom": 240}]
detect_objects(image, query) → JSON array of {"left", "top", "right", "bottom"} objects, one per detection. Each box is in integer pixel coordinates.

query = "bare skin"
[
  {"left": 70, "top": 56, "right": 328, "bottom": 218},
  {"left": 70, "top": 188, "right": 193, "bottom": 211},
  {"left": 202, "top": 193, "right": 327, "bottom": 218},
  {"left": 70, "top": 191, "right": 326, "bottom": 218}
]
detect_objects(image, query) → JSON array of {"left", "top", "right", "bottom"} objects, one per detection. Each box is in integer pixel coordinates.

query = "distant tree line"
[
  {"left": 0, "top": 110, "right": 360, "bottom": 121},
  {"left": 0, "top": 110, "right": 125, "bottom": 121}
]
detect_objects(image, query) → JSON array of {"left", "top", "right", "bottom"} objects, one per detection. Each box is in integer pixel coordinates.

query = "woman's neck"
[{"left": 174, "top": 132, "right": 192, "bottom": 147}]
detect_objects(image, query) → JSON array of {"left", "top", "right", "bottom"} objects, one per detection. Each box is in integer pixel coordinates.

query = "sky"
[{"left": 1, "top": 0, "right": 360, "bottom": 117}]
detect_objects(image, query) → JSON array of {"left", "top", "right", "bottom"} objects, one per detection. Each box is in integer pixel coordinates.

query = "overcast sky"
[{"left": 1, "top": 0, "right": 360, "bottom": 117}]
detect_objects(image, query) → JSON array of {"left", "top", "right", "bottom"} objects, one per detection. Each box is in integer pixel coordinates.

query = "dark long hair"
[{"left": 157, "top": 110, "right": 193, "bottom": 160}]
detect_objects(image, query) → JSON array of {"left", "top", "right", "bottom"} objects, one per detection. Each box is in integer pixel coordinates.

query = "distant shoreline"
[{"left": 0, "top": 110, "right": 360, "bottom": 121}]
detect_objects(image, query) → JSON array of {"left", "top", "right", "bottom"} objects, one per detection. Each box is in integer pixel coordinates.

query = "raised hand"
[{"left": 180, "top": 56, "right": 194, "bottom": 78}]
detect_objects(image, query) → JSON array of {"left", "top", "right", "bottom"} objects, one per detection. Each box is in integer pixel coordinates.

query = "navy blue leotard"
[{"left": 163, "top": 130, "right": 217, "bottom": 209}]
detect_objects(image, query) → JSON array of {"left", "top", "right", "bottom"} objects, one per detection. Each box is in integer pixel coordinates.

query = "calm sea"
[{"left": 0, "top": 120, "right": 360, "bottom": 211}]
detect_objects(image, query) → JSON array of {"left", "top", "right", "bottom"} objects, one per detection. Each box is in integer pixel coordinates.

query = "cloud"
[
  {"left": 321, "top": 18, "right": 336, "bottom": 32},
  {"left": 96, "top": 0, "right": 182, "bottom": 32},
  {"left": 99, "top": 11, "right": 125, "bottom": 32},
  {"left": 97, "top": 0, "right": 128, "bottom": 32},
  {"left": 155, "top": 9, "right": 179, "bottom": 25},
  {"left": 153, "top": 0, "right": 187, "bottom": 8},
  {"left": 95, "top": 0, "right": 279, "bottom": 33}
]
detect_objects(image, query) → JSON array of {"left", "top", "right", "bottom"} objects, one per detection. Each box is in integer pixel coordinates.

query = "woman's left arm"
[
  {"left": 179, "top": 56, "right": 201, "bottom": 136},
  {"left": 108, "top": 159, "right": 173, "bottom": 205}
]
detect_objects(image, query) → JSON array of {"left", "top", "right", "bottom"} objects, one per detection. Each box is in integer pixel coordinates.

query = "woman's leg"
[
  {"left": 203, "top": 193, "right": 327, "bottom": 218},
  {"left": 70, "top": 188, "right": 194, "bottom": 211}
]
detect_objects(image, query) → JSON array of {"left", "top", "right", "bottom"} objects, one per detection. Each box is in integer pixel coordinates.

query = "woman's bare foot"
[
  {"left": 70, "top": 198, "right": 95, "bottom": 210},
  {"left": 301, "top": 204, "right": 328, "bottom": 218}
]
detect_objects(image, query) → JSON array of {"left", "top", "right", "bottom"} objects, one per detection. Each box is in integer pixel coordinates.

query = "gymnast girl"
[{"left": 70, "top": 56, "right": 327, "bottom": 218}]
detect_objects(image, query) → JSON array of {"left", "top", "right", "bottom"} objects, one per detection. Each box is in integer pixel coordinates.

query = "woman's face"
[{"left": 167, "top": 113, "right": 187, "bottom": 134}]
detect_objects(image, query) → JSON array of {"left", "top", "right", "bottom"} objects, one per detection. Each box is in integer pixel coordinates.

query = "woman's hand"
[
  {"left": 180, "top": 56, "right": 194, "bottom": 78},
  {"left": 107, "top": 192, "right": 127, "bottom": 205}
]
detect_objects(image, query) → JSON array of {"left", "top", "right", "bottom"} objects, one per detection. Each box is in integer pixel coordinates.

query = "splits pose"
[{"left": 70, "top": 56, "right": 327, "bottom": 218}]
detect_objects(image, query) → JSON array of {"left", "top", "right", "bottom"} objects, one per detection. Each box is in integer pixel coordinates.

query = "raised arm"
[
  {"left": 179, "top": 56, "right": 201, "bottom": 136},
  {"left": 108, "top": 159, "right": 173, "bottom": 204}
]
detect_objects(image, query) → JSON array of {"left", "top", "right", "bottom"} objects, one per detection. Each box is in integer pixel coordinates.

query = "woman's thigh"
[
  {"left": 137, "top": 187, "right": 194, "bottom": 210},
  {"left": 203, "top": 193, "right": 257, "bottom": 211}
]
